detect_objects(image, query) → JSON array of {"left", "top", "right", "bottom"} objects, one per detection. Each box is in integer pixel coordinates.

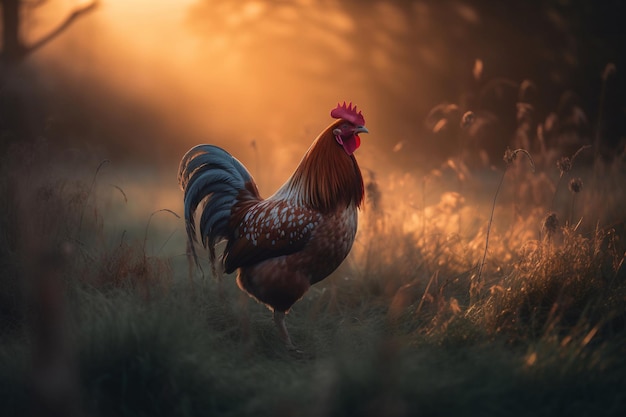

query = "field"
[
  {"left": 1, "top": 1, "right": 625, "bottom": 416},
  {"left": 0, "top": 135, "right": 624, "bottom": 417}
]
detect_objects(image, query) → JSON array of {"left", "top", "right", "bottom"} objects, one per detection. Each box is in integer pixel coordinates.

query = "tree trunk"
[{"left": 1, "top": 0, "right": 25, "bottom": 62}]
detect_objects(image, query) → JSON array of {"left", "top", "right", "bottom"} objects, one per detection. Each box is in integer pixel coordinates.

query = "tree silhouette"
[{"left": 1, "top": 0, "right": 98, "bottom": 64}]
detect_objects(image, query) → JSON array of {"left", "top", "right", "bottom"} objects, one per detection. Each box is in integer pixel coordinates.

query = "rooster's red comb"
[{"left": 330, "top": 101, "right": 365, "bottom": 126}]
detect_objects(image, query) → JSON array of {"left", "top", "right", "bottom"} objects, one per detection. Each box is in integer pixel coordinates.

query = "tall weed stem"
[{"left": 473, "top": 148, "right": 534, "bottom": 303}]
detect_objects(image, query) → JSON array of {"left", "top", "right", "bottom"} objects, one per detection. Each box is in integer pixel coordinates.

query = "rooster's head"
[{"left": 330, "top": 102, "right": 369, "bottom": 156}]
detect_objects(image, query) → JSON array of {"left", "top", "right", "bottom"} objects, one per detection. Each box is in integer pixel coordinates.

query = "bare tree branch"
[{"left": 26, "top": 0, "right": 99, "bottom": 56}]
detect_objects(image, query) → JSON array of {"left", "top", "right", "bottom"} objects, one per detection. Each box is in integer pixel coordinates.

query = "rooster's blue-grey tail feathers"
[{"left": 178, "top": 144, "right": 254, "bottom": 273}]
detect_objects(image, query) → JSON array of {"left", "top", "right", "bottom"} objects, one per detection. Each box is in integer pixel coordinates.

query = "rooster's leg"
[{"left": 273, "top": 310, "right": 297, "bottom": 350}]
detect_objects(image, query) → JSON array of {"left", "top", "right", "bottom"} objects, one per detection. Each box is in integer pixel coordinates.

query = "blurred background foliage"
[{"left": 0, "top": 0, "right": 624, "bottom": 177}]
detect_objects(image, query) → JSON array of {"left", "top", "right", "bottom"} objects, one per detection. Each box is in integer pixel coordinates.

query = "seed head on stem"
[
  {"left": 568, "top": 178, "right": 583, "bottom": 194},
  {"left": 543, "top": 212, "right": 559, "bottom": 235}
]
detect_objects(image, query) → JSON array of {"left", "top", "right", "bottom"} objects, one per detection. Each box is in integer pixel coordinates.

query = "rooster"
[{"left": 178, "top": 102, "right": 368, "bottom": 350}]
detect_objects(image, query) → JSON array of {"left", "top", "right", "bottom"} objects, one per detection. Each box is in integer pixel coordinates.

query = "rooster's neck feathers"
[{"left": 276, "top": 120, "right": 364, "bottom": 212}]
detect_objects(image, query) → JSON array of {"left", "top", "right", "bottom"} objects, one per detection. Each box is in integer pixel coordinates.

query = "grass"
[{"left": 1, "top": 110, "right": 625, "bottom": 416}]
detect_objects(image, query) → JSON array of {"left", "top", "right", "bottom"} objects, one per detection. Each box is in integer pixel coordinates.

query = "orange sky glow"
[{"left": 26, "top": 0, "right": 454, "bottom": 188}]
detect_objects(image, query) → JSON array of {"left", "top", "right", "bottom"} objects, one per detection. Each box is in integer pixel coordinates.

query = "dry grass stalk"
[{"left": 474, "top": 148, "right": 535, "bottom": 303}]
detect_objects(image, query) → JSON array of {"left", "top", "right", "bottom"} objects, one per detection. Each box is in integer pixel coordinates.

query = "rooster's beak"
[{"left": 354, "top": 126, "right": 369, "bottom": 134}]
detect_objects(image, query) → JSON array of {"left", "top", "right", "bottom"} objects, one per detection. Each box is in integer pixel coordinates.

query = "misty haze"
[{"left": 1, "top": 1, "right": 625, "bottom": 416}]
